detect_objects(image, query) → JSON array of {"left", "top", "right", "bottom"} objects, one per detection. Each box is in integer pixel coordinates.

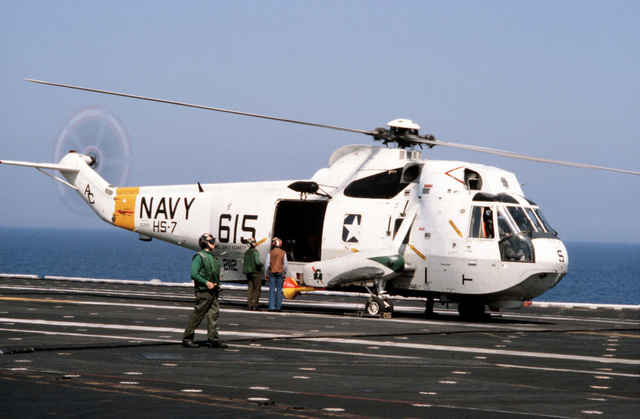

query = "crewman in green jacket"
[
  {"left": 182, "top": 233, "right": 227, "bottom": 348},
  {"left": 243, "top": 237, "right": 264, "bottom": 310}
]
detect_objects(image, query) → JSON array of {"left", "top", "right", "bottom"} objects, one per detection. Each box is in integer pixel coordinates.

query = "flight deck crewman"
[
  {"left": 265, "top": 237, "right": 287, "bottom": 311},
  {"left": 243, "top": 237, "right": 264, "bottom": 310},
  {"left": 182, "top": 233, "right": 227, "bottom": 348}
]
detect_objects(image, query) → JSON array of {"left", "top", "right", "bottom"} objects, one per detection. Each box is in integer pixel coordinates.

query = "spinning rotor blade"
[
  {"left": 26, "top": 79, "right": 639, "bottom": 176},
  {"left": 53, "top": 107, "right": 131, "bottom": 216}
]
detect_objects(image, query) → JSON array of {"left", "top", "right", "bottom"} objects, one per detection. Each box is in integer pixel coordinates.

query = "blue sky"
[{"left": 1, "top": 0, "right": 639, "bottom": 243}]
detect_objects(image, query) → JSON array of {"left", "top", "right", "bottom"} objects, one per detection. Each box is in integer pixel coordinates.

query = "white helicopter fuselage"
[
  {"left": 52, "top": 143, "right": 568, "bottom": 313},
  {"left": 5, "top": 80, "right": 636, "bottom": 318}
]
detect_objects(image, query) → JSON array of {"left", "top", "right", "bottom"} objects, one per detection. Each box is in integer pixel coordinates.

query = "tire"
[{"left": 366, "top": 298, "right": 383, "bottom": 315}]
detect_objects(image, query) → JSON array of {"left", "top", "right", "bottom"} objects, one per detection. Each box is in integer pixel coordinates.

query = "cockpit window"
[
  {"left": 469, "top": 206, "right": 494, "bottom": 239},
  {"left": 506, "top": 206, "right": 534, "bottom": 233},
  {"left": 497, "top": 206, "right": 518, "bottom": 239},
  {"left": 495, "top": 193, "right": 519, "bottom": 204},
  {"left": 497, "top": 205, "right": 535, "bottom": 262},
  {"left": 526, "top": 207, "right": 544, "bottom": 232},
  {"left": 534, "top": 208, "right": 557, "bottom": 235},
  {"left": 497, "top": 204, "right": 558, "bottom": 240}
]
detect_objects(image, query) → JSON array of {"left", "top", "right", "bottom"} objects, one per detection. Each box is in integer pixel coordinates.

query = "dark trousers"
[
  {"left": 182, "top": 289, "right": 220, "bottom": 342},
  {"left": 246, "top": 273, "right": 262, "bottom": 309}
]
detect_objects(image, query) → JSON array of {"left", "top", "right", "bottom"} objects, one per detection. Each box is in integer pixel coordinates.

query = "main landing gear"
[
  {"left": 363, "top": 281, "right": 393, "bottom": 317},
  {"left": 365, "top": 296, "right": 393, "bottom": 316}
]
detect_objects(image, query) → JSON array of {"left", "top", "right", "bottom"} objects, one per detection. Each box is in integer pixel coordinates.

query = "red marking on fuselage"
[{"left": 445, "top": 166, "right": 466, "bottom": 185}]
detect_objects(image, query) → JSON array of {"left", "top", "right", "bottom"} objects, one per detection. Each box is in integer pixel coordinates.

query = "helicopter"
[{"left": 3, "top": 79, "right": 638, "bottom": 319}]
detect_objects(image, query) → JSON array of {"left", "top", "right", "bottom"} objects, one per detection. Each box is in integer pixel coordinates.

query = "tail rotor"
[{"left": 53, "top": 107, "right": 131, "bottom": 215}]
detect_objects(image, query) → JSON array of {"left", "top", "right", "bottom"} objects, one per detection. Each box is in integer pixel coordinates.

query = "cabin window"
[{"left": 469, "top": 206, "right": 494, "bottom": 239}]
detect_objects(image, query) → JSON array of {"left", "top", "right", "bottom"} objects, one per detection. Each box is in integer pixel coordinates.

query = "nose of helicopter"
[
  {"left": 537, "top": 238, "right": 568, "bottom": 273},
  {"left": 519, "top": 238, "right": 569, "bottom": 299}
]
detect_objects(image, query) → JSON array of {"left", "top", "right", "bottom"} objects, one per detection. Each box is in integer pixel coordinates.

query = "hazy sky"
[{"left": 1, "top": 0, "right": 639, "bottom": 243}]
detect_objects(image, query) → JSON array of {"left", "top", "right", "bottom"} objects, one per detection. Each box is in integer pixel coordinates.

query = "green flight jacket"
[
  {"left": 243, "top": 247, "right": 263, "bottom": 274},
  {"left": 191, "top": 250, "right": 220, "bottom": 292}
]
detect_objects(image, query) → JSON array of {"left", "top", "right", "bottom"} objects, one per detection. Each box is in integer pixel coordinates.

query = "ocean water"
[{"left": 1, "top": 227, "right": 638, "bottom": 305}]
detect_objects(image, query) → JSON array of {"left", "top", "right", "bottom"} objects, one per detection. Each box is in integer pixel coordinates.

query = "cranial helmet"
[
  {"left": 271, "top": 237, "right": 282, "bottom": 248},
  {"left": 199, "top": 233, "right": 216, "bottom": 249}
]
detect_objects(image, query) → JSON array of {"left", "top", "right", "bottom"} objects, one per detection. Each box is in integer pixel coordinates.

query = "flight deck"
[{"left": 1, "top": 276, "right": 638, "bottom": 418}]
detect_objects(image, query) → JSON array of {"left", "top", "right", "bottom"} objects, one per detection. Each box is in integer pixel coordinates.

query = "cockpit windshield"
[
  {"left": 495, "top": 204, "right": 557, "bottom": 239},
  {"left": 497, "top": 206, "right": 518, "bottom": 239},
  {"left": 496, "top": 205, "right": 535, "bottom": 262},
  {"left": 534, "top": 208, "right": 557, "bottom": 235},
  {"left": 470, "top": 193, "right": 559, "bottom": 241},
  {"left": 469, "top": 193, "right": 558, "bottom": 262},
  {"left": 506, "top": 206, "right": 534, "bottom": 234},
  {"left": 471, "top": 201, "right": 559, "bottom": 262},
  {"left": 526, "top": 207, "right": 544, "bottom": 232}
]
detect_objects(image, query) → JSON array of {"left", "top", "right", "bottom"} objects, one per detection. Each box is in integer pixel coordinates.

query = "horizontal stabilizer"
[{"left": 0, "top": 159, "right": 79, "bottom": 173}]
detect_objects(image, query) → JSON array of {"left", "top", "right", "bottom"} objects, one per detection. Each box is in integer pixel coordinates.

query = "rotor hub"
[{"left": 371, "top": 118, "right": 435, "bottom": 149}]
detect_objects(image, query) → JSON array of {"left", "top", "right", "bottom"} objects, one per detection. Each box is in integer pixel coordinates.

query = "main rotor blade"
[
  {"left": 418, "top": 138, "right": 640, "bottom": 176},
  {"left": 26, "top": 79, "right": 638, "bottom": 176},
  {"left": 24, "top": 78, "right": 373, "bottom": 136}
]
